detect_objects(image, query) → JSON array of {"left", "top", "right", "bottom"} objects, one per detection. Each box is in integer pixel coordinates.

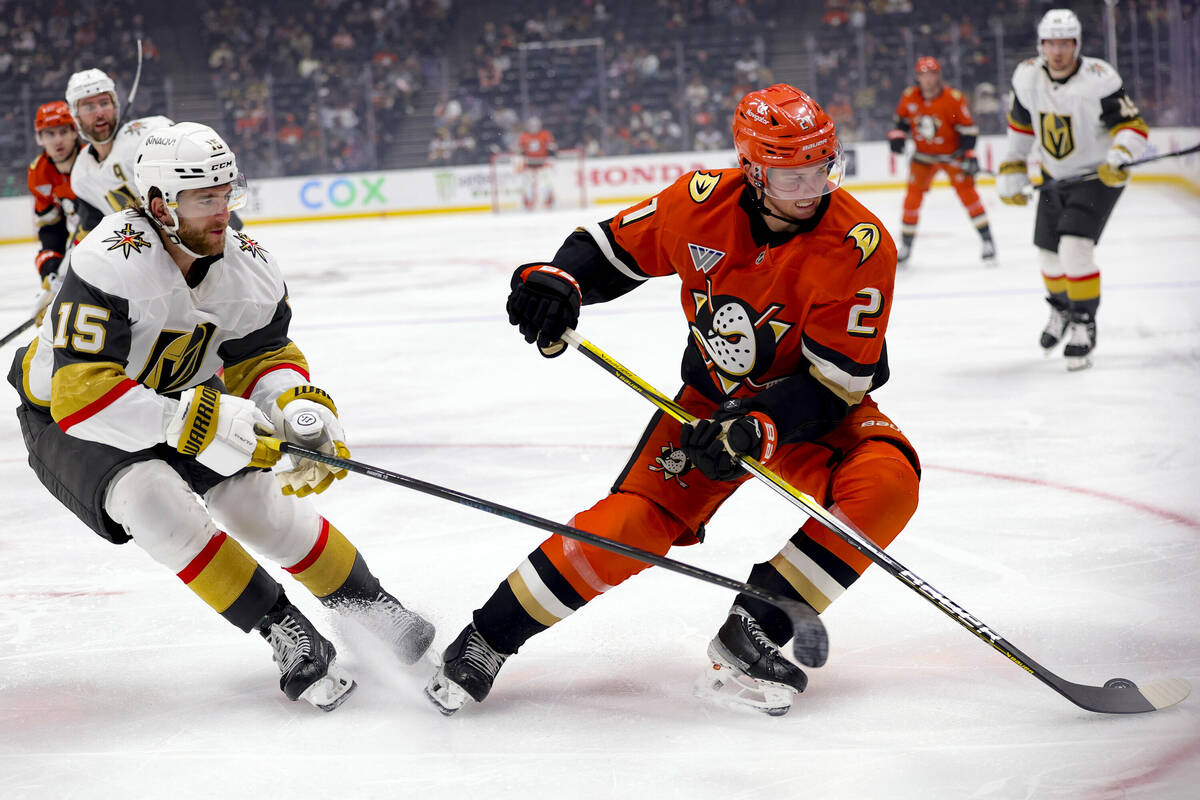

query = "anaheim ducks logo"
[
  {"left": 845, "top": 223, "right": 881, "bottom": 267},
  {"left": 134, "top": 323, "right": 217, "bottom": 392},
  {"left": 648, "top": 442, "right": 690, "bottom": 488},
  {"left": 688, "top": 171, "right": 721, "bottom": 203},
  {"left": 689, "top": 278, "right": 793, "bottom": 395}
]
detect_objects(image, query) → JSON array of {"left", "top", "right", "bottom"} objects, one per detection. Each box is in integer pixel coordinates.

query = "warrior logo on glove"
[{"left": 690, "top": 280, "right": 793, "bottom": 395}]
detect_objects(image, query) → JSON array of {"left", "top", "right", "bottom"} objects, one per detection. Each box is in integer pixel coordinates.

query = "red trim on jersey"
[
  {"left": 1007, "top": 122, "right": 1035, "bottom": 135},
  {"left": 177, "top": 532, "right": 228, "bottom": 583},
  {"left": 1066, "top": 272, "right": 1101, "bottom": 283},
  {"left": 285, "top": 518, "right": 330, "bottom": 573},
  {"left": 57, "top": 378, "right": 140, "bottom": 432},
  {"left": 241, "top": 363, "right": 311, "bottom": 398}
]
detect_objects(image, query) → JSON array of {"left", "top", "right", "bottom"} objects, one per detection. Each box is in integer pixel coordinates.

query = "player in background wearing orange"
[
  {"left": 888, "top": 57, "right": 996, "bottom": 266},
  {"left": 27, "top": 101, "right": 82, "bottom": 324},
  {"left": 426, "top": 85, "right": 920, "bottom": 717},
  {"left": 516, "top": 116, "right": 557, "bottom": 210}
]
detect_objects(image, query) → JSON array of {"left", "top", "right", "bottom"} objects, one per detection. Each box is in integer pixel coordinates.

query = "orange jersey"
[
  {"left": 518, "top": 129, "right": 556, "bottom": 164},
  {"left": 559, "top": 169, "right": 896, "bottom": 441},
  {"left": 892, "top": 85, "right": 977, "bottom": 157},
  {"left": 27, "top": 150, "right": 77, "bottom": 228}
]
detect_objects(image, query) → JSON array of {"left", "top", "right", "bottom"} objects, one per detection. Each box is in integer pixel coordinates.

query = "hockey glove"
[
  {"left": 886, "top": 130, "right": 906, "bottom": 155},
  {"left": 997, "top": 160, "right": 1031, "bottom": 205},
  {"left": 31, "top": 271, "right": 61, "bottom": 326},
  {"left": 270, "top": 385, "right": 350, "bottom": 496},
  {"left": 1097, "top": 145, "right": 1133, "bottom": 187},
  {"left": 165, "top": 386, "right": 280, "bottom": 476},
  {"left": 957, "top": 151, "right": 980, "bottom": 176},
  {"left": 506, "top": 264, "right": 582, "bottom": 358},
  {"left": 680, "top": 406, "right": 778, "bottom": 483}
]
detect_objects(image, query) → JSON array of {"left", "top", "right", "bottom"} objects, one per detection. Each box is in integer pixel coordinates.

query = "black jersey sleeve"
[{"left": 550, "top": 225, "right": 648, "bottom": 304}]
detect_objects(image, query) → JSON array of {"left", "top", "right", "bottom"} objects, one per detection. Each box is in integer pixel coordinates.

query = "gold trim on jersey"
[
  {"left": 50, "top": 361, "right": 129, "bottom": 422},
  {"left": 1006, "top": 112, "right": 1034, "bottom": 135},
  {"left": 1110, "top": 118, "right": 1149, "bottom": 137},
  {"left": 20, "top": 339, "right": 50, "bottom": 408},
  {"left": 809, "top": 363, "right": 868, "bottom": 406},
  {"left": 223, "top": 342, "right": 310, "bottom": 398}
]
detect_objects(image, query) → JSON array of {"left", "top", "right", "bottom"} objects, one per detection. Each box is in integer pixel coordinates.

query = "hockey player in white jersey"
[
  {"left": 996, "top": 8, "right": 1149, "bottom": 370},
  {"left": 65, "top": 68, "right": 173, "bottom": 240},
  {"left": 6, "top": 122, "right": 434, "bottom": 710}
]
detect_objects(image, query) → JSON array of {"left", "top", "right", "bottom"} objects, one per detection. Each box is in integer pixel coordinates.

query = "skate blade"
[
  {"left": 299, "top": 660, "right": 357, "bottom": 712},
  {"left": 696, "top": 660, "right": 796, "bottom": 717},
  {"left": 1065, "top": 354, "right": 1094, "bottom": 371},
  {"left": 424, "top": 669, "right": 471, "bottom": 716}
]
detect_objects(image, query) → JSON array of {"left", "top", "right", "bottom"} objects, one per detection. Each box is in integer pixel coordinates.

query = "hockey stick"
[
  {"left": 120, "top": 38, "right": 144, "bottom": 121},
  {"left": 0, "top": 317, "right": 35, "bottom": 348},
  {"left": 269, "top": 439, "right": 829, "bottom": 668},
  {"left": 560, "top": 327, "right": 1190, "bottom": 714},
  {"left": 1039, "top": 142, "right": 1200, "bottom": 190}
]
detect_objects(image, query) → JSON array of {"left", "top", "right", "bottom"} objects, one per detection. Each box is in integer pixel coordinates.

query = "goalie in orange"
[
  {"left": 888, "top": 57, "right": 996, "bottom": 266},
  {"left": 427, "top": 85, "right": 921, "bottom": 717},
  {"left": 516, "top": 116, "right": 557, "bottom": 210}
]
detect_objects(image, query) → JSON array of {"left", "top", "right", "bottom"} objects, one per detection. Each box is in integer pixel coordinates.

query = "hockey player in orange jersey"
[
  {"left": 427, "top": 85, "right": 921, "bottom": 717},
  {"left": 515, "top": 116, "right": 557, "bottom": 210},
  {"left": 26, "top": 101, "right": 81, "bottom": 322},
  {"left": 888, "top": 57, "right": 996, "bottom": 266}
]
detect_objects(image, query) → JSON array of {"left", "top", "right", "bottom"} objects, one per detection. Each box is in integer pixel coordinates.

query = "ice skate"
[
  {"left": 699, "top": 605, "right": 807, "bottom": 716},
  {"left": 1063, "top": 312, "right": 1096, "bottom": 371},
  {"left": 257, "top": 598, "right": 355, "bottom": 711},
  {"left": 897, "top": 241, "right": 911, "bottom": 267},
  {"left": 980, "top": 238, "right": 996, "bottom": 266},
  {"left": 324, "top": 588, "right": 435, "bottom": 666},
  {"left": 1039, "top": 297, "right": 1070, "bottom": 351},
  {"left": 425, "top": 623, "right": 509, "bottom": 716}
]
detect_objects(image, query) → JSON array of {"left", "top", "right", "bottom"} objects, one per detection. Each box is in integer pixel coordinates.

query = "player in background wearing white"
[
  {"left": 996, "top": 8, "right": 1148, "bottom": 370},
  {"left": 6, "top": 122, "right": 434, "bottom": 711},
  {"left": 27, "top": 101, "right": 82, "bottom": 325},
  {"left": 65, "top": 68, "right": 173, "bottom": 241},
  {"left": 516, "top": 116, "right": 557, "bottom": 210}
]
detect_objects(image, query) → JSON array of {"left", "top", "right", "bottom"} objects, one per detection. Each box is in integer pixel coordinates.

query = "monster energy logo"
[
  {"left": 1039, "top": 112, "right": 1075, "bottom": 160},
  {"left": 434, "top": 172, "right": 456, "bottom": 202}
]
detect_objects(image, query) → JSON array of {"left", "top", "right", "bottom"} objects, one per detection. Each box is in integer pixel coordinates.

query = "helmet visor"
[
  {"left": 171, "top": 172, "right": 248, "bottom": 222},
  {"left": 762, "top": 150, "right": 846, "bottom": 201}
]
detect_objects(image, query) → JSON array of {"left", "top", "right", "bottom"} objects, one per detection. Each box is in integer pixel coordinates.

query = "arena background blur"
[{"left": 1, "top": 0, "right": 1196, "bottom": 194}]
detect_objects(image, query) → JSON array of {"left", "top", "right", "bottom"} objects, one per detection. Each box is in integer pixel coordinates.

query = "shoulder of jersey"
[
  {"left": 1077, "top": 56, "right": 1122, "bottom": 90},
  {"left": 71, "top": 210, "right": 164, "bottom": 291},
  {"left": 666, "top": 167, "right": 741, "bottom": 206},
  {"left": 829, "top": 191, "right": 894, "bottom": 270},
  {"left": 949, "top": 88, "right": 964, "bottom": 100},
  {"left": 121, "top": 115, "right": 174, "bottom": 139},
  {"left": 28, "top": 151, "right": 48, "bottom": 173},
  {"left": 899, "top": 85, "right": 920, "bottom": 101}
]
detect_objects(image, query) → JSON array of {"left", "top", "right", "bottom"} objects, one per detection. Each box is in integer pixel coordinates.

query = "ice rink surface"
[{"left": 1, "top": 182, "right": 1197, "bottom": 799}]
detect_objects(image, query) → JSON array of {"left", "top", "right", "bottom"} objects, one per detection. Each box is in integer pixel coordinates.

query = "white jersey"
[
  {"left": 17, "top": 208, "right": 310, "bottom": 453},
  {"left": 1005, "top": 55, "right": 1148, "bottom": 179},
  {"left": 70, "top": 115, "right": 173, "bottom": 216}
]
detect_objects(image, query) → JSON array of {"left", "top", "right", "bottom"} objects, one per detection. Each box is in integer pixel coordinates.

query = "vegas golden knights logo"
[
  {"left": 1039, "top": 112, "right": 1075, "bottom": 160},
  {"left": 135, "top": 323, "right": 217, "bottom": 392}
]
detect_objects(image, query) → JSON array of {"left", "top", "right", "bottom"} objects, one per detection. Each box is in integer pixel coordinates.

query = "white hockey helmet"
[
  {"left": 134, "top": 122, "right": 246, "bottom": 229},
  {"left": 66, "top": 68, "right": 120, "bottom": 144},
  {"left": 1038, "top": 8, "right": 1082, "bottom": 60}
]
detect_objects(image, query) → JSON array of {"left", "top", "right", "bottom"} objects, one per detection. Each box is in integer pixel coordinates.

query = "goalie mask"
[
  {"left": 134, "top": 122, "right": 247, "bottom": 256},
  {"left": 66, "top": 68, "right": 120, "bottom": 145},
  {"left": 733, "top": 84, "right": 844, "bottom": 204},
  {"left": 1038, "top": 8, "right": 1082, "bottom": 61}
]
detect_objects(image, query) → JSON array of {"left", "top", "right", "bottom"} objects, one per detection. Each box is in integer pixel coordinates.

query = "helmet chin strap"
[
  {"left": 145, "top": 207, "right": 213, "bottom": 261},
  {"left": 750, "top": 187, "right": 809, "bottom": 225}
]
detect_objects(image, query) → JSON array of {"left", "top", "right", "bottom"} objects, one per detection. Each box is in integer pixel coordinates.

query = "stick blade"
[
  {"left": 1054, "top": 675, "right": 1191, "bottom": 714},
  {"left": 1136, "top": 677, "right": 1191, "bottom": 711},
  {"left": 776, "top": 598, "right": 828, "bottom": 668}
]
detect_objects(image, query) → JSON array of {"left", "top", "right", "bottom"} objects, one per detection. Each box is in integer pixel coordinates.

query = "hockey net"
[{"left": 489, "top": 149, "right": 587, "bottom": 212}]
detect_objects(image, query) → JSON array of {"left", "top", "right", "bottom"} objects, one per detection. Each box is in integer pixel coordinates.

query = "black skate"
[
  {"left": 323, "top": 588, "right": 435, "bottom": 666},
  {"left": 897, "top": 241, "right": 912, "bottom": 266},
  {"left": 701, "top": 605, "right": 807, "bottom": 716},
  {"left": 257, "top": 598, "right": 355, "bottom": 711},
  {"left": 1063, "top": 311, "right": 1097, "bottom": 371},
  {"left": 425, "top": 623, "right": 509, "bottom": 716},
  {"left": 1039, "top": 296, "right": 1070, "bottom": 351}
]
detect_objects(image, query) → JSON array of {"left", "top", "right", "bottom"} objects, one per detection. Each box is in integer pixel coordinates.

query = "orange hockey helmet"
[
  {"left": 35, "top": 101, "right": 73, "bottom": 131},
  {"left": 915, "top": 56, "right": 941, "bottom": 74},
  {"left": 732, "top": 84, "right": 844, "bottom": 201}
]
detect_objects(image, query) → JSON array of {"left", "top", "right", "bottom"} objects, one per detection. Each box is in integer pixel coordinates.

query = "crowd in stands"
[
  {"left": 200, "top": 0, "right": 453, "bottom": 177},
  {"left": 0, "top": 0, "right": 163, "bottom": 196},
  {"left": 0, "top": 0, "right": 1193, "bottom": 196}
]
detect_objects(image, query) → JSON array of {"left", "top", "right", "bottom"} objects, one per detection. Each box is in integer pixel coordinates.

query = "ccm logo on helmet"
[{"left": 212, "top": 161, "right": 233, "bottom": 170}]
